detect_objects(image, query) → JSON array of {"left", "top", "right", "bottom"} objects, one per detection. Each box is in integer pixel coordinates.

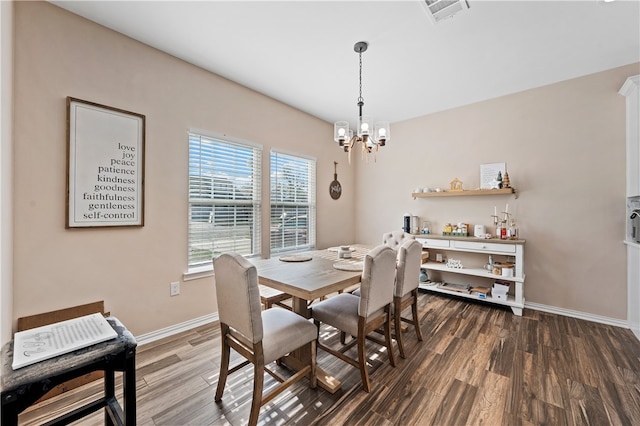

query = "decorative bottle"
[{"left": 509, "top": 220, "right": 518, "bottom": 239}]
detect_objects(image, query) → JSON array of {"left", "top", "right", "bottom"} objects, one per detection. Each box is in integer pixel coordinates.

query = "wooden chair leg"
[
  {"left": 357, "top": 328, "right": 371, "bottom": 393},
  {"left": 411, "top": 291, "right": 424, "bottom": 341},
  {"left": 248, "top": 360, "right": 264, "bottom": 426},
  {"left": 394, "top": 299, "right": 406, "bottom": 359},
  {"left": 384, "top": 310, "right": 396, "bottom": 368},
  {"left": 309, "top": 340, "right": 317, "bottom": 389},
  {"left": 215, "top": 328, "right": 231, "bottom": 401}
]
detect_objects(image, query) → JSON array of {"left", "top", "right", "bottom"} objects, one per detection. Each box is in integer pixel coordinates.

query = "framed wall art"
[
  {"left": 480, "top": 162, "right": 506, "bottom": 189},
  {"left": 66, "top": 97, "right": 145, "bottom": 228}
]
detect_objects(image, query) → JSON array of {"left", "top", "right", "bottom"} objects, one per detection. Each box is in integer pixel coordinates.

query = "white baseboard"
[
  {"left": 135, "top": 312, "right": 219, "bottom": 346},
  {"left": 525, "top": 301, "right": 630, "bottom": 329}
]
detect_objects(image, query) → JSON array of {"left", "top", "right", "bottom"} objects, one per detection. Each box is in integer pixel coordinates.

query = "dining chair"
[
  {"left": 381, "top": 230, "right": 415, "bottom": 250},
  {"left": 393, "top": 239, "right": 425, "bottom": 358},
  {"left": 311, "top": 245, "right": 397, "bottom": 393},
  {"left": 213, "top": 253, "right": 318, "bottom": 426}
]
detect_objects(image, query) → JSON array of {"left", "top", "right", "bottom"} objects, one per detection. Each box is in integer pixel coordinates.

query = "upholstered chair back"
[
  {"left": 213, "top": 253, "right": 264, "bottom": 344},
  {"left": 395, "top": 239, "right": 423, "bottom": 298},
  {"left": 358, "top": 245, "right": 397, "bottom": 318},
  {"left": 381, "top": 230, "right": 415, "bottom": 250}
]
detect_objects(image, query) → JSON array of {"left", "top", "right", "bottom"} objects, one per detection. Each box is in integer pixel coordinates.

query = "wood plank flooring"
[{"left": 18, "top": 292, "right": 640, "bottom": 425}]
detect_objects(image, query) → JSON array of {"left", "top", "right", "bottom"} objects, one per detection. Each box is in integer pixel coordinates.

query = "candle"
[
  {"left": 505, "top": 204, "right": 509, "bottom": 214},
  {"left": 494, "top": 206, "right": 497, "bottom": 217}
]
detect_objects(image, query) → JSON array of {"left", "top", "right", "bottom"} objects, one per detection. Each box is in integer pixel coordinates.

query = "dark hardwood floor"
[{"left": 18, "top": 292, "right": 640, "bottom": 425}]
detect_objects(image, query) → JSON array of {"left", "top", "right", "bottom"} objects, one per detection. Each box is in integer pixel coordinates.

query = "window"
[
  {"left": 188, "top": 133, "right": 261, "bottom": 267},
  {"left": 270, "top": 151, "right": 316, "bottom": 253}
]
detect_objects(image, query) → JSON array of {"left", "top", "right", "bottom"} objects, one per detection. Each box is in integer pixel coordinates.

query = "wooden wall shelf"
[{"left": 412, "top": 188, "right": 517, "bottom": 199}]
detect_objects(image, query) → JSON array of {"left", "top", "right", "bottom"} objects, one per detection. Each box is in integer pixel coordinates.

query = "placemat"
[
  {"left": 279, "top": 255, "right": 312, "bottom": 262},
  {"left": 333, "top": 261, "right": 364, "bottom": 271}
]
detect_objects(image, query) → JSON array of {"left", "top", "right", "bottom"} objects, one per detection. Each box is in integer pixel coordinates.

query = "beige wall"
[
  {"left": 9, "top": 1, "right": 640, "bottom": 337},
  {"left": 354, "top": 63, "right": 640, "bottom": 319},
  {"left": 11, "top": 2, "right": 355, "bottom": 335}
]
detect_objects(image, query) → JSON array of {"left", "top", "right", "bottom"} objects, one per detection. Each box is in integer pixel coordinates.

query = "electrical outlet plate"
[{"left": 170, "top": 282, "right": 180, "bottom": 296}]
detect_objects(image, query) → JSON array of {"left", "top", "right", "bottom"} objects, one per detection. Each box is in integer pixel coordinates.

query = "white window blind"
[
  {"left": 270, "top": 151, "right": 316, "bottom": 253},
  {"left": 188, "top": 133, "right": 261, "bottom": 267}
]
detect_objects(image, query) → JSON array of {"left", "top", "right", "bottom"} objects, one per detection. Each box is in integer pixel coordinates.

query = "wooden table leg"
[{"left": 291, "top": 297, "right": 311, "bottom": 319}]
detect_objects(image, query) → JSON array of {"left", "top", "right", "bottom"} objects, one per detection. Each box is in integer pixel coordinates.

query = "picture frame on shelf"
[{"left": 480, "top": 162, "right": 506, "bottom": 189}]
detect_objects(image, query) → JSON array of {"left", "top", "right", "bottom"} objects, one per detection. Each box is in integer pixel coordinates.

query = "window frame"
[
  {"left": 187, "top": 131, "right": 262, "bottom": 271},
  {"left": 269, "top": 149, "right": 316, "bottom": 254}
]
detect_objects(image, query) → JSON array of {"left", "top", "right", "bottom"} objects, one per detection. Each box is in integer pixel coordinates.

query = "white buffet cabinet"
[{"left": 416, "top": 235, "right": 526, "bottom": 316}]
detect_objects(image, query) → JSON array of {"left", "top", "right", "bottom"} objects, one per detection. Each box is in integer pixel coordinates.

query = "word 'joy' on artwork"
[{"left": 118, "top": 142, "right": 136, "bottom": 160}]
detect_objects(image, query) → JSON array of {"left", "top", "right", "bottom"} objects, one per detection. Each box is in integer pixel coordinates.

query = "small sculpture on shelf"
[
  {"left": 503, "top": 172, "right": 510, "bottom": 188},
  {"left": 421, "top": 220, "right": 431, "bottom": 234},
  {"left": 446, "top": 258, "right": 463, "bottom": 269},
  {"left": 449, "top": 178, "right": 463, "bottom": 192}
]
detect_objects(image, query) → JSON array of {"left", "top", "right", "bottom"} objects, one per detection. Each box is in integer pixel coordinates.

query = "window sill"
[{"left": 183, "top": 264, "right": 214, "bottom": 281}]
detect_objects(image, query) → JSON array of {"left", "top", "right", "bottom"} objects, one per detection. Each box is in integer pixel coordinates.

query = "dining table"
[{"left": 250, "top": 244, "right": 370, "bottom": 393}]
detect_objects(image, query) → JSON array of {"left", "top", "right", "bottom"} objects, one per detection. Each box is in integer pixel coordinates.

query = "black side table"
[{"left": 1, "top": 316, "right": 137, "bottom": 425}]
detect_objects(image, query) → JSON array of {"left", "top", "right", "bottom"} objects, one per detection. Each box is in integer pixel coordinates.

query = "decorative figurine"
[
  {"left": 449, "top": 178, "right": 463, "bottom": 192},
  {"left": 503, "top": 172, "right": 510, "bottom": 188},
  {"left": 446, "top": 259, "right": 463, "bottom": 269},
  {"left": 497, "top": 171, "right": 503, "bottom": 189},
  {"left": 421, "top": 220, "right": 431, "bottom": 234}
]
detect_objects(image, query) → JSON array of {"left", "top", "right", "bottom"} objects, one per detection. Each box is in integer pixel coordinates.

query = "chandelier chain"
[{"left": 358, "top": 51, "right": 364, "bottom": 104}]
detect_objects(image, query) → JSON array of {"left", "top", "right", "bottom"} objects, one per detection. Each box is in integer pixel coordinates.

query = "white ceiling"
[{"left": 50, "top": 0, "right": 640, "bottom": 127}]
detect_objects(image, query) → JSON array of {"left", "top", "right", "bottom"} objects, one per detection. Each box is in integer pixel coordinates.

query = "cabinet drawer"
[
  {"left": 452, "top": 240, "right": 516, "bottom": 254},
  {"left": 417, "top": 238, "right": 450, "bottom": 249}
]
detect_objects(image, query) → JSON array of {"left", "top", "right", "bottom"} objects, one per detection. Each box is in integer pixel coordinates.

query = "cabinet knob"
[{"left": 482, "top": 245, "right": 487, "bottom": 249}]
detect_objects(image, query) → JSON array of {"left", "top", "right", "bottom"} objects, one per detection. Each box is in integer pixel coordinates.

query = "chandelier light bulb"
[{"left": 374, "top": 121, "right": 389, "bottom": 146}]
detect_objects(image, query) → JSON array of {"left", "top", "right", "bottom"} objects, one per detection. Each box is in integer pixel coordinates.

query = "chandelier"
[{"left": 333, "top": 41, "right": 390, "bottom": 162}]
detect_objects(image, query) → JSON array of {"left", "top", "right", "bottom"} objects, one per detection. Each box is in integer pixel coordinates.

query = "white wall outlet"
[{"left": 170, "top": 281, "right": 180, "bottom": 296}]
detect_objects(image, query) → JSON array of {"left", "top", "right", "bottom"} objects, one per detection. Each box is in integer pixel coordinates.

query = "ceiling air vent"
[{"left": 421, "top": 0, "right": 469, "bottom": 23}]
